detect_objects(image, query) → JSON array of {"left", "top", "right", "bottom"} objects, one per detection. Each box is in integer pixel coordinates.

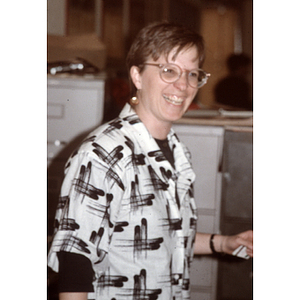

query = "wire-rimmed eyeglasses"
[{"left": 142, "top": 63, "right": 210, "bottom": 89}]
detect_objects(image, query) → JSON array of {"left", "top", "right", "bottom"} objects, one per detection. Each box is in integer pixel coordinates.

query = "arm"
[
  {"left": 194, "top": 230, "right": 253, "bottom": 257},
  {"left": 59, "top": 293, "right": 88, "bottom": 300}
]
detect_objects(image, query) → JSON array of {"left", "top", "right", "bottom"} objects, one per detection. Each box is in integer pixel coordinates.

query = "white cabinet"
[
  {"left": 47, "top": 76, "right": 105, "bottom": 164},
  {"left": 173, "top": 124, "right": 225, "bottom": 300}
]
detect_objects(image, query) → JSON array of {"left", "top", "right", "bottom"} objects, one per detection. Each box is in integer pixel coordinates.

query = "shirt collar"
[{"left": 119, "top": 103, "right": 196, "bottom": 187}]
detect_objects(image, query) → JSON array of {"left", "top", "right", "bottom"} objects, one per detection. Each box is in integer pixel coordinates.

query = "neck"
[
  {"left": 148, "top": 122, "right": 171, "bottom": 140},
  {"left": 141, "top": 115, "right": 172, "bottom": 140},
  {"left": 133, "top": 106, "right": 172, "bottom": 140}
]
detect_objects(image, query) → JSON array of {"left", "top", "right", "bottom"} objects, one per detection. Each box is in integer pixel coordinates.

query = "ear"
[{"left": 130, "top": 66, "right": 142, "bottom": 90}]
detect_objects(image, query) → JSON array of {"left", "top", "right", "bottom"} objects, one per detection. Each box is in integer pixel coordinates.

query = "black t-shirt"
[
  {"left": 155, "top": 138, "right": 175, "bottom": 168},
  {"left": 57, "top": 251, "right": 94, "bottom": 293}
]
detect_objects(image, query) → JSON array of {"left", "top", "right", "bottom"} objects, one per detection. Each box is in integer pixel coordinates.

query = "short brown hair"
[{"left": 126, "top": 21, "right": 205, "bottom": 97}]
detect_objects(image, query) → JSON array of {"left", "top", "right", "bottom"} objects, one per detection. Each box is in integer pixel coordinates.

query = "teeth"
[{"left": 163, "top": 94, "right": 184, "bottom": 105}]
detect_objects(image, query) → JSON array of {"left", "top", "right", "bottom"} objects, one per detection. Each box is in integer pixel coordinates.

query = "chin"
[
  {"left": 161, "top": 99, "right": 191, "bottom": 121},
  {"left": 164, "top": 110, "right": 186, "bottom": 123}
]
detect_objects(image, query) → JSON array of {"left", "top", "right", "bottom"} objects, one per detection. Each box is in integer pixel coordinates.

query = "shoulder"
[{"left": 69, "top": 116, "right": 138, "bottom": 166}]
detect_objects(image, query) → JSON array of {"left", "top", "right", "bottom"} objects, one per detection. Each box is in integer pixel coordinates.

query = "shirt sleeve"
[
  {"left": 48, "top": 150, "right": 125, "bottom": 276},
  {"left": 57, "top": 251, "right": 94, "bottom": 293}
]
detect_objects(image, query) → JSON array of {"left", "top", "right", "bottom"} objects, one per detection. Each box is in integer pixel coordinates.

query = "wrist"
[
  {"left": 210, "top": 234, "right": 227, "bottom": 254},
  {"left": 209, "top": 234, "right": 217, "bottom": 254}
]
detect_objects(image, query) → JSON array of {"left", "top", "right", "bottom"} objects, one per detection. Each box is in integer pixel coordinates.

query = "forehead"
[{"left": 163, "top": 46, "right": 200, "bottom": 67}]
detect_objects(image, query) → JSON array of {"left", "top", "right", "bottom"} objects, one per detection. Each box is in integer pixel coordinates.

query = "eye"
[
  {"left": 189, "top": 70, "right": 199, "bottom": 78},
  {"left": 161, "top": 65, "right": 180, "bottom": 80},
  {"left": 163, "top": 67, "right": 176, "bottom": 74}
]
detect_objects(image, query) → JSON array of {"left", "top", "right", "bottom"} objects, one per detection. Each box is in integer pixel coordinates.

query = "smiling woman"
[
  {"left": 126, "top": 22, "right": 206, "bottom": 98},
  {"left": 125, "top": 22, "right": 209, "bottom": 139},
  {"left": 129, "top": 45, "right": 201, "bottom": 138}
]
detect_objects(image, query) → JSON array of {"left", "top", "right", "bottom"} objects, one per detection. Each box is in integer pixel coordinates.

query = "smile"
[{"left": 163, "top": 94, "right": 184, "bottom": 106}]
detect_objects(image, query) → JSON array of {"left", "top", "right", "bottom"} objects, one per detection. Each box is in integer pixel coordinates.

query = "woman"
[{"left": 48, "top": 22, "right": 253, "bottom": 300}]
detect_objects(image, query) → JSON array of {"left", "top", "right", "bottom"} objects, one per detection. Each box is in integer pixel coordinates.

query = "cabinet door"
[
  {"left": 173, "top": 125, "right": 224, "bottom": 211},
  {"left": 217, "top": 130, "right": 253, "bottom": 300},
  {"left": 47, "top": 77, "right": 105, "bottom": 152}
]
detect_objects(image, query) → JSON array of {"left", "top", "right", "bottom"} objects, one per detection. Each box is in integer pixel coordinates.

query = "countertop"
[{"left": 175, "top": 109, "right": 253, "bottom": 132}]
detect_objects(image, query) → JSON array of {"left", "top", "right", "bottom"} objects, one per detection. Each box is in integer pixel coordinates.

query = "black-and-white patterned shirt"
[{"left": 48, "top": 103, "right": 198, "bottom": 300}]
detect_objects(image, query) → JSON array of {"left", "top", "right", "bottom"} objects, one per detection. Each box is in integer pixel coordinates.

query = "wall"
[
  {"left": 198, "top": 6, "right": 239, "bottom": 106},
  {"left": 47, "top": 0, "right": 67, "bottom": 36}
]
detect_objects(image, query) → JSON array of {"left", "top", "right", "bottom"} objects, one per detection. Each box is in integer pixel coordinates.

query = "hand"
[
  {"left": 221, "top": 230, "right": 253, "bottom": 257},
  {"left": 59, "top": 293, "right": 88, "bottom": 300}
]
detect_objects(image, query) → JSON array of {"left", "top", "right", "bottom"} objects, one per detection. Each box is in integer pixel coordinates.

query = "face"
[{"left": 130, "top": 46, "right": 200, "bottom": 135}]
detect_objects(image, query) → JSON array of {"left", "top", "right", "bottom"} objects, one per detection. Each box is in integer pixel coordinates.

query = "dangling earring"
[{"left": 130, "top": 96, "right": 139, "bottom": 105}]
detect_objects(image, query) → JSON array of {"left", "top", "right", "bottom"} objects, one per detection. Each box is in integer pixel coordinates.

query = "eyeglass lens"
[{"left": 161, "top": 64, "right": 206, "bottom": 88}]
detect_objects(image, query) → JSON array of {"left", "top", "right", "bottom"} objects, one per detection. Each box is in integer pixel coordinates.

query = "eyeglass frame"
[{"left": 141, "top": 62, "right": 210, "bottom": 89}]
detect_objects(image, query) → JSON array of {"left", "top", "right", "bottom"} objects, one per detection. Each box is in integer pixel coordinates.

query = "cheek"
[
  {"left": 142, "top": 74, "right": 165, "bottom": 96},
  {"left": 191, "top": 89, "right": 198, "bottom": 100}
]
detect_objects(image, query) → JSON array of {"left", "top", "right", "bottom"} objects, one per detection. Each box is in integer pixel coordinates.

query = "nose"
[{"left": 173, "top": 72, "right": 189, "bottom": 90}]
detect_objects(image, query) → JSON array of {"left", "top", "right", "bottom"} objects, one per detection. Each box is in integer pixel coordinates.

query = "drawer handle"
[
  {"left": 47, "top": 140, "right": 67, "bottom": 147},
  {"left": 223, "top": 172, "right": 231, "bottom": 181}
]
